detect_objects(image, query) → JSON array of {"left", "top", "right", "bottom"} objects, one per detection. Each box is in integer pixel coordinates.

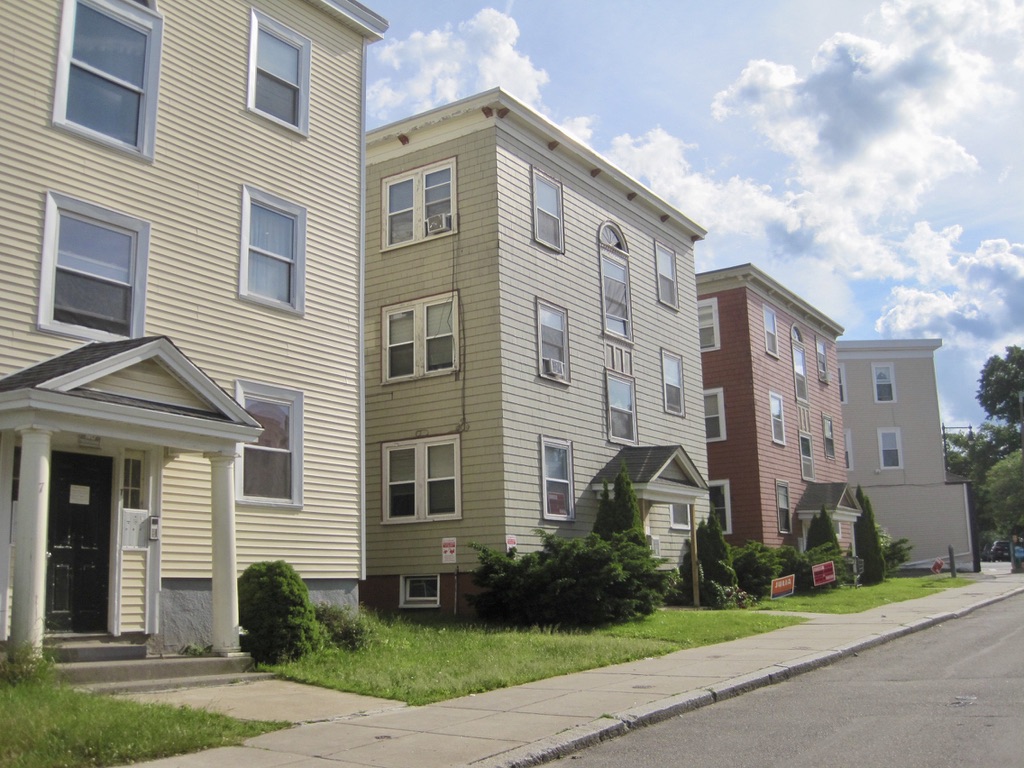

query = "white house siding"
[
  {"left": 119, "top": 550, "right": 148, "bottom": 632},
  {"left": 839, "top": 340, "right": 972, "bottom": 565},
  {"left": 1, "top": 0, "right": 375, "bottom": 610}
]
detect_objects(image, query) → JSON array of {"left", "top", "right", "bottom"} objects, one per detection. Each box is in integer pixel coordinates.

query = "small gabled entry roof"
[
  {"left": 589, "top": 445, "right": 708, "bottom": 506},
  {"left": 0, "top": 336, "right": 261, "bottom": 452},
  {"left": 795, "top": 482, "right": 862, "bottom": 524}
]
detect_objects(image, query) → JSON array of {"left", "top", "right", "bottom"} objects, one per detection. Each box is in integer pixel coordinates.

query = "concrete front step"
[
  {"left": 58, "top": 654, "right": 256, "bottom": 688},
  {"left": 46, "top": 633, "right": 148, "bottom": 663},
  {"left": 84, "top": 671, "right": 278, "bottom": 695}
]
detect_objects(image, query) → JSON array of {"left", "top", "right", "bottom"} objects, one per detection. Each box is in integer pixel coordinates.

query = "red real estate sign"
[
  {"left": 812, "top": 560, "right": 836, "bottom": 587},
  {"left": 770, "top": 574, "right": 795, "bottom": 600}
]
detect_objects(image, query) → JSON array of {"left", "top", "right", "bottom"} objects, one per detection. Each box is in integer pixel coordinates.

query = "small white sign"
[
  {"left": 442, "top": 537, "right": 457, "bottom": 564},
  {"left": 69, "top": 485, "right": 90, "bottom": 506},
  {"left": 505, "top": 535, "right": 517, "bottom": 552}
]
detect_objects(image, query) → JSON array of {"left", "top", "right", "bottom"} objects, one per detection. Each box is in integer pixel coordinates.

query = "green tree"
[
  {"left": 805, "top": 506, "right": 838, "bottom": 551},
  {"left": 977, "top": 346, "right": 1024, "bottom": 425},
  {"left": 679, "top": 511, "right": 737, "bottom": 607},
  {"left": 593, "top": 464, "right": 644, "bottom": 542},
  {"left": 854, "top": 486, "right": 886, "bottom": 585},
  {"left": 982, "top": 451, "right": 1024, "bottom": 534}
]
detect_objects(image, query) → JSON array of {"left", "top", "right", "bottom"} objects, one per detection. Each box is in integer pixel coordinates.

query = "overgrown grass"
[
  {"left": 0, "top": 681, "right": 284, "bottom": 768},
  {"left": 756, "top": 575, "right": 973, "bottom": 614},
  {"left": 270, "top": 610, "right": 804, "bottom": 705}
]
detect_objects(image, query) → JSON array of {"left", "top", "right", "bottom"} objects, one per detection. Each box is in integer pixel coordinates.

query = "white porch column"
[
  {"left": 206, "top": 452, "right": 240, "bottom": 655},
  {"left": 10, "top": 428, "right": 53, "bottom": 650}
]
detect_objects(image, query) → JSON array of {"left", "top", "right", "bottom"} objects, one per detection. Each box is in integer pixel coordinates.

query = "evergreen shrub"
[
  {"left": 732, "top": 541, "right": 781, "bottom": 598},
  {"left": 238, "top": 560, "right": 321, "bottom": 664}
]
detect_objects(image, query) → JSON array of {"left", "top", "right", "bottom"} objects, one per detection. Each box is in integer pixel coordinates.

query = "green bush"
[
  {"left": 315, "top": 603, "right": 373, "bottom": 651},
  {"left": 470, "top": 531, "right": 672, "bottom": 627},
  {"left": 593, "top": 464, "right": 645, "bottom": 541},
  {"left": 732, "top": 541, "right": 781, "bottom": 598},
  {"left": 238, "top": 560, "right": 321, "bottom": 664},
  {"left": 0, "top": 644, "right": 53, "bottom": 686},
  {"left": 679, "top": 512, "right": 737, "bottom": 607},
  {"left": 880, "top": 531, "right": 913, "bottom": 576},
  {"left": 854, "top": 486, "right": 886, "bottom": 585},
  {"left": 806, "top": 507, "right": 839, "bottom": 551}
]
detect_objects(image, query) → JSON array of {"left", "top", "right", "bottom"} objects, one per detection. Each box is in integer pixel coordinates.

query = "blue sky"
[{"left": 364, "top": 0, "right": 1024, "bottom": 428}]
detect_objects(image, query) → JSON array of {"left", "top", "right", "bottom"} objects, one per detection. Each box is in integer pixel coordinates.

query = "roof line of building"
[{"left": 303, "top": 0, "right": 388, "bottom": 40}]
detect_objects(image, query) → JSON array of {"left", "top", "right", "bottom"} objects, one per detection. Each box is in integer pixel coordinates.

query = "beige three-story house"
[
  {"left": 0, "top": 0, "right": 387, "bottom": 653},
  {"left": 361, "top": 89, "right": 710, "bottom": 613}
]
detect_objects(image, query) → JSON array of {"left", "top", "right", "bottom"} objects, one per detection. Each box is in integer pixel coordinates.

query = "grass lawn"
[
  {"left": 756, "top": 575, "right": 973, "bottom": 614},
  {"left": 0, "top": 681, "right": 285, "bottom": 768},
  {"left": 270, "top": 610, "right": 805, "bottom": 705}
]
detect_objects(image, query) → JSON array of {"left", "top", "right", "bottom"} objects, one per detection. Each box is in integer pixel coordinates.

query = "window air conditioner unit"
[
  {"left": 542, "top": 358, "right": 565, "bottom": 378},
  {"left": 819, "top": 370, "right": 832, "bottom": 384},
  {"left": 425, "top": 213, "right": 452, "bottom": 235},
  {"left": 646, "top": 535, "right": 661, "bottom": 556}
]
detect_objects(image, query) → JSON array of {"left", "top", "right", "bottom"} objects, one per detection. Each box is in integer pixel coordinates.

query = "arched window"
[{"left": 599, "top": 223, "right": 630, "bottom": 338}]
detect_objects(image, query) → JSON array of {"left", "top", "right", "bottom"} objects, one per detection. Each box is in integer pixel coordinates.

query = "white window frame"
[
  {"left": 236, "top": 380, "right": 304, "bottom": 508},
  {"left": 382, "top": 435, "right": 461, "bottom": 523},
  {"left": 537, "top": 299, "right": 569, "bottom": 381},
  {"left": 247, "top": 9, "right": 311, "bottom": 134},
  {"left": 606, "top": 372, "right": 637, "bottom": 444},
  {"left": 382, "top": 158, "right": 457, "bottom": 249},
  {"left": 822, "top": 415, "right": 836, "bottom": 459},
  {"left": 541, "top": 436, "right": 574, "bottom": 521},
  {"left": 382, "top": 292, "right": 458, "bottom": 382},
  {"left": 878, "top": 427, "right": 903, "bottom": 469},
  {"left": 698, "top": 298, "right": 720, "bottom": 351},
  {"left": 792, "top": 340, "right": 808, "bottom": 402},
  {"left": 764, "top": 305, "right": 779, "bottom": 356},
  {"left": 838, "top": 363, "right": 847, "bottom": 404},
  {"left": 776, "top": 481, "right": 791, "bottom": 534},
  {"left": 239, "top": 186, "right": 306, "bottom": 313},
  {"left": 844, "top": 429, "right": 853, "bottom": 470},
  {"left": 38, "top": 191, "right": 149, "bottom": 341},
  {"left": 669, "top": 503, "right": 692, "bottom": 531},
  {"left": 708, "top": 480, "right": 732, "bottom": 535},
  {"left": 816, "top": 339, "right": 829, "bottom": 380},
  {"left": 599, "top": 224, "right": 631, "bottom": 340},
  {"left": 654, "top": 241, "right": 677, "bottom": 308},
  {"left": 769, "top": 391, "right": 786, "bottom": 445},
  {"left": 532, "top": 168, "right": 563, "bottom": 251},
  {"left": 400, "top": 575, "right": 440, "bottom": 608},
  {"left": 661, "top": 350, "right": 684, "bottom": 416},
  {"left": 799, "top": 432, "right": 815, "bottom": 480},
  {"left": 873, "top": 363, "right": 896, "bottom": 403},
  {"left": 704, "top": 388, "right": 726, "bottom": 442},
  {"left": 53, "top": 0, "right": 163, "bottom": 158}
]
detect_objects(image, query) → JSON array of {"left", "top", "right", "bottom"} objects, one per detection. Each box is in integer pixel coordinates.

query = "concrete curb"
[{"left": 479, "top": 585, "right": 1024, "bottom": 768}]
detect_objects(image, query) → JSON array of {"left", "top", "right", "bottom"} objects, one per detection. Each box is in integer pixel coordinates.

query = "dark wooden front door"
[{"left": 46, "top": 452, "right": 112, "bottom": 633}]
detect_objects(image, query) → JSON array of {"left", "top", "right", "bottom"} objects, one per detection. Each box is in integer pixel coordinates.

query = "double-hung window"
[
  {"left": 599, "top": 224, "right": 631, "bottom": 338},
  {"left": 537, "top": 300, "right": 569, "bottom": 380},
  {"left": 799, "top": 433, "right": 815, "bottom": 480},
  {"left": 698, "top": 298, "right": 720, "bottom": 351},
  {"left": 607, "top": 372, "right": 637, "bottom": 443},
  {"left": 838, "top": 364, "right": 847, "bottom": 403},
  {"left": 655, "top": 241, "right": 677, "bottom": 308},
  {"left": 237, "top": 381, "right": 303, "bottom": 506},
  {"left": 248, "top": 10, "right": 311, "bottom": 133},
  {"left": 240, "top": 186, "right": 306, "bottom": 312},
  {"left": 662, "top": 350, "right": 684, "bottom": 415},
  {"left": 873, "top": 363, "right": 896, "bottom": 402},
  {"left": 669, "top": 503, "right": 692, "bottom": 530},
  {"left": 769, "top": 392, "right": 786, "bottom": 444},
  {"left": 764, "top": 306, "right": 779, "bottom": 356},
  {"left": 54, "top": 0, "right": 163, "bottom": 158},
  {"left": 383, "top": 436, "right": 460, "bottom": 522},
  {"left": 541, "top": 437, "right": 574, "bottom": 520},
  {"left": 792, "top": 333, "right": 808, "bottom": 402},
  {"left": 878, "top": 428, "right": 902, "bottom": 469},
  {"left": 704, "top": 388, "right": 726, "bottom": 441},
  {"left": 383, "top": 293, "right": 457, "bottom": 381},
  {"left": 816, "top": 339, "right": 829, "bottom": 380},
  {"left": 709, "top": 481, "right": 732, "bottom": 534},
  {"left": 776, "top": 481, "right": 791, "bottom": 533},
  {"left": 383, "top": 160, "right": 455, "bottom": 247},
  {"left": 39, "top": 192, "right": 149, "bottom": 340},
  {"left": 822, "top": 415, "right": 836, "bottom": 459},
  {"left": 533, "top": 169, "right": 563, "bottom": 250}
]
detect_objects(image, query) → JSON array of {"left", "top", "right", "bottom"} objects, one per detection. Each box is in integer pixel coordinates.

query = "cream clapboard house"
[
  {"left": 361, "top": 90, "right": 710, "bottom": 613},
  {"left": 837, "top": 339, "right": 975, "bottom": 568},
  {"left": 0, "top": 0, "right": 386, "bottom": 653}
]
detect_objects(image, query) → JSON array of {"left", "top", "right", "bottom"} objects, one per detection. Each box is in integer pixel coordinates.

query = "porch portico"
[{"left": 0, "top": 337, "right": 261, "bottom": 654}]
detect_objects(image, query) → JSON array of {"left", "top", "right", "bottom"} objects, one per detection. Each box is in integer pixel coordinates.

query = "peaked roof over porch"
[
  {"left": 795, "top": 482, "right": 862, "bottom": 523},
  {"left": 589, "top": 445, "right": 709, "bottom": 505}
]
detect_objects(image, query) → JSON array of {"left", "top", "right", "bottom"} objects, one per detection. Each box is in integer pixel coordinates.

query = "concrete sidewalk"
[{"left": 125, "top": 572, "right": 1024, "bottom": 768}]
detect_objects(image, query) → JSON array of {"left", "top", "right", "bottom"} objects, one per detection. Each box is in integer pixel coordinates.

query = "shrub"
[
  {"left": 804, "top": 543, "right": 849, "bottom": 590},
  {"left": 470, "top": 531, "right": 672, "bottom": 627},
  {"left": 315, "top": 603, "right": 373, "bottom": 651},
  {"left": 773, "top": 546, "right": 813, "bottom": 594},
  {"left": 593, "top": 464, "right": 644, "bottom": 541},
  {"left": 0, "top": 644, "right": 52, "bottom": 686},
  {"left": 732, "top": 541, "right": 781, "bottom": 598},
  {"left": 880, "top": 531, "right": 913, "bottom": 576},
  {"left": 854, "top": 486, "right": 886, "bottom": 585},
  {"left": 238, "top": 560, "right": 321, "bottom": 664},
  {"left": 679, "top": 512, "right": 737, "bottom": 607},
  {"left": 805, "top": 507, "right": 839, "bottom": 551}
]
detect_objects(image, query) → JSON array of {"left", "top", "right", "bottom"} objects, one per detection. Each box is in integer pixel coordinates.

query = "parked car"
[
  {"left": 981, "top": 543, "right": 993, "bottom": 561},
  {"left": 990, "top": 540, "right": 1010, "bottom": 562}
]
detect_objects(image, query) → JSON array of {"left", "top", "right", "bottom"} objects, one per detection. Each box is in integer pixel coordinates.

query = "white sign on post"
[
  {"left": 442, "top": 537, "right": 456, "bottom": 564},
  {"left": 505, "top": 535, "right": 517, "bottom": 552}
]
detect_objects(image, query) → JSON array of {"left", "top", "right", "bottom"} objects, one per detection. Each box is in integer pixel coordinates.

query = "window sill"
[
  {"left": 383, "top": 515, "right": 462, "bottom": 525},
  {"left": 236, "top": 498, "right": 303, "bottom": 510},
  {"left": 38, "top": 320, "right": 134, "bottom": 344},
  {"left": 239, "top": 293, "right": 305, "bottom": 316},
  {"left": 53, "top": 120, "right": 155, "bottom": 162},
  {"left": 380, "top": 229, "right": 458, "bottom": 253},
  {"left": 247, "top": 107, "right": 309, "bottom": 138},
  {"left": 383, "top": 368, "right": 459, "bottom": 385}
]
